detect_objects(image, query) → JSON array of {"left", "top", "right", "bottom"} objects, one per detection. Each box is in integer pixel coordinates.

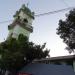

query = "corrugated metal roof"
[
  {"left": 33, "top": 55, "right": 75, "bottom": 62},
  {"left": 18, "top": 63, "right": 75, "bottom": 75}
]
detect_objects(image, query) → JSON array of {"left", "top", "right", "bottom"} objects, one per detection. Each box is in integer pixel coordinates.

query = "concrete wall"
[
  {"left": 19, "top": 11, "right": 33, "bottom": 25},
  {"left": 73, "top": 60, "right": 75, "bottom": 72},
  {"left": 8, "top": 25, "right": 30, "bottom": 39}
]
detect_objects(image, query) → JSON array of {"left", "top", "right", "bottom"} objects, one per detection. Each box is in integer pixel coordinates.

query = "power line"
[
  {"left": 0, "top": 6, "right": 75, "bottom": 24},
  {"left": 0, "top": 20, "right": 13, "bottom": 24},
  {"left": 35, "top": 6, "right": 75, "bottom": 17}
]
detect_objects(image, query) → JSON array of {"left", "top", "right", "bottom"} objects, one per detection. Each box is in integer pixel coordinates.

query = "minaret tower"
[{"left": 8, "top": 4, "right": 34, "bottom": 39}]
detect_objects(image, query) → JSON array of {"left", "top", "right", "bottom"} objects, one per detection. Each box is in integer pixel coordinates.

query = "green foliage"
[
  {"left": 0, "top": 34, "right": 50, "bottom": 72},
  {"left": 57, "top": 9, "right": 75, "bottom": 53}
]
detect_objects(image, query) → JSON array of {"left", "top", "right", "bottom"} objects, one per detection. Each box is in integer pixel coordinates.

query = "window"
[
  {"left": 18, "top": 16, "right": 20, "bottom": 19},
  {"left": 23, "top": 19, "right": 28, "bottom": 23}
]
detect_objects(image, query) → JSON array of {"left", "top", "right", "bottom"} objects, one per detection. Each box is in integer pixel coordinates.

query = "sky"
[{"left": 0, "top": 0, "right": 75, "bottom": 57}]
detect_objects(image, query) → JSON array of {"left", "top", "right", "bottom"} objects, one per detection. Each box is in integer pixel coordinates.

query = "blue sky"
[{"left": 0, "top": 0, "right": 75, "bottom": 57}]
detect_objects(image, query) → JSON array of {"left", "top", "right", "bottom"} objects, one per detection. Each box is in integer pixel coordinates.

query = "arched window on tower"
[
  {"left": 18, "top": 16, "right": 20, "bottom": 19},
  {"left": 23, "top": 18, "right": 28, "bottom": 23}
]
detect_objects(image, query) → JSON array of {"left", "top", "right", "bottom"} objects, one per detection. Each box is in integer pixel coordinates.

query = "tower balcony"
[
  {"left": 25, "top": 24, "right": 33, "bottom": 33},
  {"left": 8, "top": 19, "right": 33, "bottom": 33}
]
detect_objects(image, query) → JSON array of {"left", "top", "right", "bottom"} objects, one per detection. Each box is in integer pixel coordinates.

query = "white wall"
[
  {"left": 13, "top": 25, "right": 30, "bottom": 38},
  {"left": 19, "top": 11, "right": 33, "bottom": 25},
  {"left": 8, "top": 25, "right": 30, "bottom": 39}
]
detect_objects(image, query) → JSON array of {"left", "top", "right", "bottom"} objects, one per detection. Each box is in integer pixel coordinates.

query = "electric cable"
[
  {"left": 35, "top": 6, "right": 74, "bottom": 17},
  {"left": 0, "top": 6, "right": 75, "bottom": 24}
]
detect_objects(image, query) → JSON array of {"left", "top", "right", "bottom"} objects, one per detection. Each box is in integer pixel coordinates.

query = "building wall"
[
  {"left": 8, "top": 25, "right": 30, "bottom": 39},
  {"left": 19, "top": 11, "right": 33, "bottom": 25},
  {"left": 7, "top": 29, "right": 14, "bottom": 39},
  {"left": 73, "top": 61, "right": 75, "bottom": 72}
]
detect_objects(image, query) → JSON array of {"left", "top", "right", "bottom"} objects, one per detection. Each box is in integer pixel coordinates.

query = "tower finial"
[
  {"left": 27, "top": 2, "right": 29, "bottom": 7},
  {"left": 22, "top": 4, "right": 25, "bottom": 9}
]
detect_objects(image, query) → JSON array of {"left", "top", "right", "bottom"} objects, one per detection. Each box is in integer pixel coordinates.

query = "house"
[
  {"left": 17, "top": 63, "right": 75, "bottom": 75},
  {"left": 33, "top": 55, "right": 75, "bottom": 71}
]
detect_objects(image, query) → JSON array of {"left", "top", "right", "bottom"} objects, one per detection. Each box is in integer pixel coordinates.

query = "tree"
[
  {"left": 57, "top": 9, "right": 75, "bottom": 53},
  {"left": 0, "top": 34, "right": 50, "bottom": 75}
]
